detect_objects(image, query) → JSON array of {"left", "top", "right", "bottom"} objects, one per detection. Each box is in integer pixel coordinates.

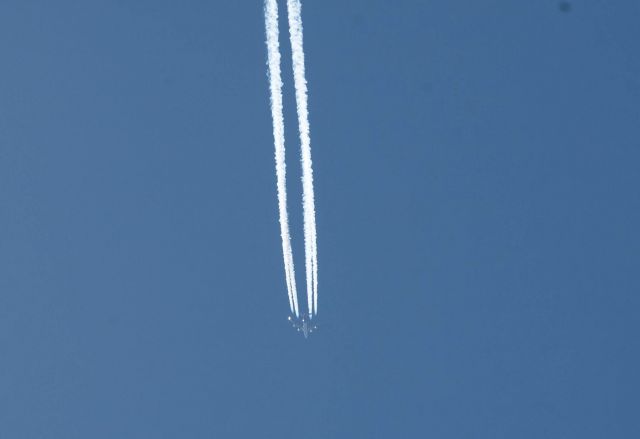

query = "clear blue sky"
[{"left": 1, "top": 1, "right": 639, "bottom": 437}]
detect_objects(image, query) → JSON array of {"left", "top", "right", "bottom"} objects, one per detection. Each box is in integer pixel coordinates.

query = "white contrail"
[
  {"left": 286, "top": 0, "right": 318, "bottom": 316},
  {"left": 264, "top": 0, "right": 299, "bottom": 317}
]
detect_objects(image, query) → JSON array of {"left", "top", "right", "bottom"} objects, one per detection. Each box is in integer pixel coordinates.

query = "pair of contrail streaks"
[
  {"left": 264, "top": 0, "right": 318, "bottom": 319},
  {"left": 264, "top": 0, "right": 299, "bottom": 316},
  {"left": 287, "top": 0, "right": 318, "bottom": 317}
]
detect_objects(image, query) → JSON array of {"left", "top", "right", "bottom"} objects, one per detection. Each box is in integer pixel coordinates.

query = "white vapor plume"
[
  {"left": 286, "top": 0, "right": 319, "bottom": 316},
  {"left": 264, "top": 0, "right": 299, "bottom": 317}
]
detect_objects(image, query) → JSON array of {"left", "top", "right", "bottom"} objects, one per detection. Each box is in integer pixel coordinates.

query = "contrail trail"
[
  {"left": 286, "top": 0, "right": 319, "bottom": 316},
  {"left": 264, "top": 0, "right": 299, "bottom": 317},
  {"left": 264, "top": 0, "right": 319, "bottom": 324}
]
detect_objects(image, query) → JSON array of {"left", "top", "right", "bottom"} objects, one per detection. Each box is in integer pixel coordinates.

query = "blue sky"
[{"left": 1, "top": 1, "right": 639, "bottom": 437}]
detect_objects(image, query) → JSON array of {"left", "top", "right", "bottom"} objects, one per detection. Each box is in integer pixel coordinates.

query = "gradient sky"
[{"left": 1, "top": 1, "right": 639, "bottom": 438}]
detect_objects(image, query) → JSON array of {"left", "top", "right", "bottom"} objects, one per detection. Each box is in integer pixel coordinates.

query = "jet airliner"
[{"left": 288, "top": 315, "right": 317, "bottom": 338}]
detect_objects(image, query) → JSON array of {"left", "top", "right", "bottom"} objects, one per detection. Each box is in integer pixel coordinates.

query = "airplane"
[{"left": 288, "top": 315, "right": 317, "bottom": 338}]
